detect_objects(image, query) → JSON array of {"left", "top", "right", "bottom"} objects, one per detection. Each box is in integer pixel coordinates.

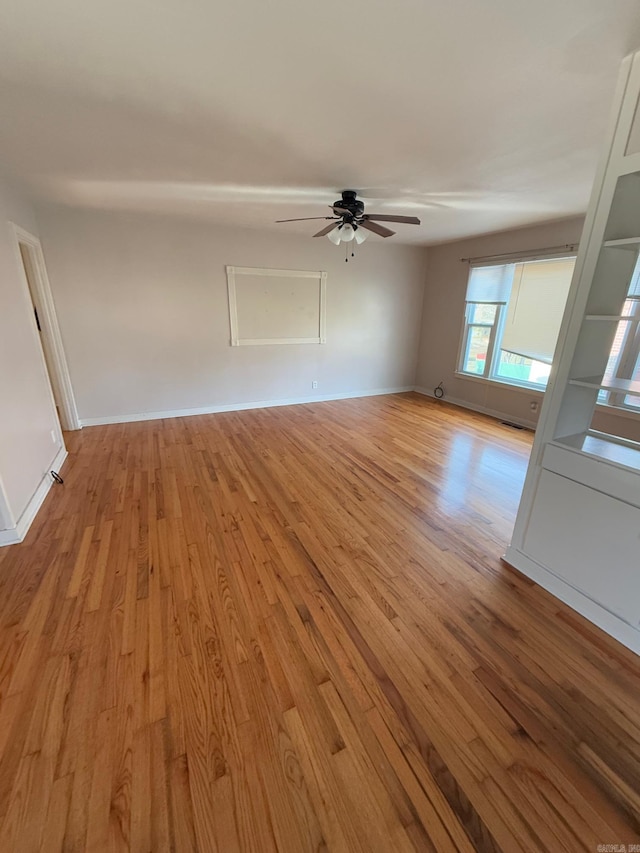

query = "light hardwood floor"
[{"left": 0, "top": 393, "right": 638, "bottom": 851}]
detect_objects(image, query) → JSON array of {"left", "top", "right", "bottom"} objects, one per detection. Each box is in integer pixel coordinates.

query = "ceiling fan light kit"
[{"left": 275, "top": 189, "right": 420, "bottom": 260}]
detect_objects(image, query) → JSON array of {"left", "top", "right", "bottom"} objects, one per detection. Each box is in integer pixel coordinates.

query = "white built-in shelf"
[
  {"left": 507, "top": 53, "right": 640, "bottom": 655},
  {"left": 568, "top": 375, "right": 640, "bottom": 397},
  {"left": 554, "top": 431, "right": 640, "bottom": 472},
  {"left": 603, "top": 236, "right": 640, "bottom": 249},
  {"left": 584, "top": 314, "right": 629, "bottom": 321}
]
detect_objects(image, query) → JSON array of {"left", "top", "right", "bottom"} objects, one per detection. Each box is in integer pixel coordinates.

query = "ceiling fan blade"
[
  {"left": 313, "top": 223, "right": 339, "bottom": 238},
  {"left": 275, "top": 217, "right": 336, "bottom": 223},
  {"left": 359, "top": 220, "right": 395, "bottom": 238},
  {"left": 364, "top": 214, "right": 421, "bottom": 225}
]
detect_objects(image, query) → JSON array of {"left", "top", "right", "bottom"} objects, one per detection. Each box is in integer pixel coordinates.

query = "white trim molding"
[
  {"left": 0, "top": 475, "right": 15, "bottom": 532},
  {"left": 454, "top": 370, "right": 546, "bottom": 397},
  {"left": 226, "top": 265, "right": 327, "bottom": 346},
  {"left": 10, "top": 224, "right": 80, "bottom": 430},
  {"left": 414, "top": 386, "right": 537, "bottom": 430},
  {"left": 79, "top": 386, "right": 415, "bottom": 426},
  {"left": 0, "top": 445, "right": 68, "bottom": 547},
  {"left": 415, "top": 383, "right": 639, "bottom": 430}
]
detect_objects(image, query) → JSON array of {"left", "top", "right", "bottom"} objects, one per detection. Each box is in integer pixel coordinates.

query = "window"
[
  {"left": 598, "top": 258, "right": 640, "bottom": 411},
  {"left": 458, "top": 256, "right": 576, "bottom": 389}
]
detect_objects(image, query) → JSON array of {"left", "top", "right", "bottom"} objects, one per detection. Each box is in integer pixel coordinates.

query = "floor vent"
[{"left": 500, "top": 421, "right": 525, "bottom": 430}]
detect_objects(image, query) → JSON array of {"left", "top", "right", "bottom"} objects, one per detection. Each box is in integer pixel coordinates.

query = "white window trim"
[
  {"left": 455, "top": 370, "right": 547, "bottom": 394},
  {"left": 459, "top": 302, "right": 504, "bottom": 379},
  {"left": 457, "top": 255, "right": 576, "bottom": 393},
  {"left": 458, "top": 299, "right": 554, "bottom": 390}
]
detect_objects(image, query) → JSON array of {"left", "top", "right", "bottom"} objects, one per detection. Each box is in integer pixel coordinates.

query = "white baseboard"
[
  {"left": 0, "top": 445, "right": 68, "bottom": 547},
  {"left": 413, "top": 386, "right": 537, "bottom": 431},
  {"left": 0, "top": 528, "right": 21, "bottom": 546},
  {"left": 503, "top": 546, "right": 640, "bottom": 656},
  {"left": 78, "top": 386, "right": 416, "bottom": 427}
]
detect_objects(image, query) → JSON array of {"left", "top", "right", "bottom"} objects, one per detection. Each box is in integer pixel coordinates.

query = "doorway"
[{"left": 12, "top": 225, "right": 80, "bottom": 431}]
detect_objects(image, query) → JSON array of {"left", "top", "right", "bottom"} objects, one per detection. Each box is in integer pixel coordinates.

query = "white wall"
[
  {"left": 33, "top": 205, "right": 639, "bottom": 445},
  {"left": 0, "top": 178, "right": 63, "bottom": 528},
  {"left": 36, "top": 208, "right": 427, "bottom": 422},
  {"left": 416, "top": 217, "right": 640, "bottom": 442}
]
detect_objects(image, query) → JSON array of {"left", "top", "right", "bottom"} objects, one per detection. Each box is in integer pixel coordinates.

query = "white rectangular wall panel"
[{"left": 227, "top": 266, "right": 327, "bottom": 346}]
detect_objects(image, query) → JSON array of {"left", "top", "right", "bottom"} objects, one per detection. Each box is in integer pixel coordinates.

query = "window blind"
[
  {"left": 466, "top": 264, "right": 514, "bottom": 303},
  {"left": 500, "top": 258, "right": 575, "bottom": 364}
]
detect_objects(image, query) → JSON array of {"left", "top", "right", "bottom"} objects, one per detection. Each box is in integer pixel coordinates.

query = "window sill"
[
  {"left": 455, "top": 371, "right": 545, "bottom": 395},
  {"left": 454, "top": 371, "right": 640, "bottom": 421}
]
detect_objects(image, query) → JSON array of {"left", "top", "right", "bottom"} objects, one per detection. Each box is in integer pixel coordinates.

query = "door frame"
[
  {"left": 11, "top": 224, "right": 80, "bottom": 431},
  {"left": 0, "top": 477, "right": 14, "bottom": 531}
]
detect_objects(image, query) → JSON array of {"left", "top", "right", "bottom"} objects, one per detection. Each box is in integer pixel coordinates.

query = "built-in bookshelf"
[{"left": 505, "top": 50, "right": 640, "bottom": 656}]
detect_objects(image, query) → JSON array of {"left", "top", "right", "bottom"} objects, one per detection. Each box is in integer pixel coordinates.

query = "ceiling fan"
[{"left": 275, "top": 189, "right": 421, "bottom": 243}]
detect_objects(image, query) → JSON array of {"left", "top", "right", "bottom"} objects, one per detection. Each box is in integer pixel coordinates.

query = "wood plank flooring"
[{"left": 0, "top": 392, "right": 638, "bottom": 851}]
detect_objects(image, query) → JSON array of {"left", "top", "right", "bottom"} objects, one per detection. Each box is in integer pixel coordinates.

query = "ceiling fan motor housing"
[{"left": 333, "top": 190, "right": 364, "bottom": 219}]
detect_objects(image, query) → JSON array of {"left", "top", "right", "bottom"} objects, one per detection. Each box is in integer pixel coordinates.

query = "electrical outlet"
[
  {"left": 50, "top": 429, "right": 57, "bottom": 444},
  {"left": 312, "top": 380, "right": 318, "bottom": 389},
  {"left": 530, "top": 401, "right": 539, "bottom": 412}
]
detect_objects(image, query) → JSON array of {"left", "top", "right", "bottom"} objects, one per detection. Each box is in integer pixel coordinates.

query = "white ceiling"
[{"left": 1, "top": 0, "right": 640, "bottom": 244}]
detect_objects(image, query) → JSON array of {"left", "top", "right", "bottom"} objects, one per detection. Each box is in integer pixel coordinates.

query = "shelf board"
[
  {"left": 568, "top": 375, "right": 640, "bottom": 396},
  {"left": 553, "top": 431, "right": 640, "bottom": 472},
  {"left": 584, "top": 314, "right": 630, "bottom": 321},
  {"left": 603, "top": 237, "right": 640, "bottom": 249}
]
